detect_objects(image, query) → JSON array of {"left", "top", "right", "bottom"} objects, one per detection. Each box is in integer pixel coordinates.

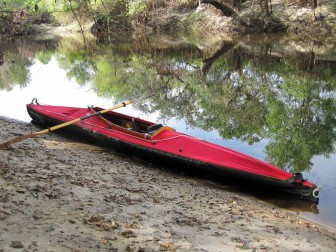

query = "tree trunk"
[
  {"left": 201, "top": 0, "right": 237, "bottom": 16},
  {"left": 0, "top": 52, "right": 3, "bottom": 66}
]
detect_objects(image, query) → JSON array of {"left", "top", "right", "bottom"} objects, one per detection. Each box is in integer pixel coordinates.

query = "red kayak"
[{"left": 26, "top": 100, "right": 320, "bottom": 202}]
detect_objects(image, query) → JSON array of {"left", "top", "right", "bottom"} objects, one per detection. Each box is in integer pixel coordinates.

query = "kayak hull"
[{"left": 26, "top": 102, "right": 320, "bottom": 202}]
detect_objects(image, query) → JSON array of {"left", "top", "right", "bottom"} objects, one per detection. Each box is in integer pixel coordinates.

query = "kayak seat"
[
  {"left": 147, "top": 125, "right": 176, "bottom": 138},
  {"left": 131, "top": 118, "right": 138, "bottom": 131},
  {"left": 146, "top": 124, "right": 163, "bottom": 134}
]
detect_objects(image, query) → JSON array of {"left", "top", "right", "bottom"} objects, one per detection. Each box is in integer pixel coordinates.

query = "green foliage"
[
  {"left": 55, "top": 34, "right": 97, "bottom": 85},
  {"left": 36, "top": 51, "right": 53, "bottom": 64},
  {"left": 0, "top": 0, "right": 54, "bottom": 35},
  {"left": 0, "top": 57, "right": 31, "bottom": 90},
  {"left": 1, "top": 0, "right": 27, "bottom": 10},
  {"left": 93, "top": 55, "right": 127, "bottom": 95},
  {"left": 127, "top": 0, "right": 148, "bottom": 16}
]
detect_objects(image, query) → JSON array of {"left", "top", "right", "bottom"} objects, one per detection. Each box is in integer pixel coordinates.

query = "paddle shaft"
[{"left": 0, "top": 94, "right": 154, "bottom": 149}]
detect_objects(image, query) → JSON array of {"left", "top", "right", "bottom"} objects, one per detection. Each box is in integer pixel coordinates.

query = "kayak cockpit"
[{"left": 89, "top": 106, "right": 174, "bottom": 139}]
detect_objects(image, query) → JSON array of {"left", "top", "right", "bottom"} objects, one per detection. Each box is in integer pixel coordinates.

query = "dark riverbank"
[
  {"left": 109, "top": 0, "right": 336, "bottom": 41},
  {"left": 1, "top": 0, "right": 335, "bottom": 41}
]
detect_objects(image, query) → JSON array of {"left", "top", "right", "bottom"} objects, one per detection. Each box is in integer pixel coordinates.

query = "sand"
[{"left": 0, "top": 116, "right": 335, "bottom": 251}]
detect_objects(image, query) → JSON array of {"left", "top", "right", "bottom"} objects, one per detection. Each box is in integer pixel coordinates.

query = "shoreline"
[{"left": 1, "top": 116, "right": 335, "bottom": 251}]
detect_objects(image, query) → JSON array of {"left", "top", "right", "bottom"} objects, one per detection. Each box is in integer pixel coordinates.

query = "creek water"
[{"left": 0, "top": 33, "right": 335, "bottom": 229}]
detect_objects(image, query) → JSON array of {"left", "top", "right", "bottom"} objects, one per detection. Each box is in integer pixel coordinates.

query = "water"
[{"left": 0, "top": 33, "right": 335, "bottom": 229}]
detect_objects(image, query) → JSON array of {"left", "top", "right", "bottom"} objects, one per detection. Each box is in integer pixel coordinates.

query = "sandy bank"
[{"left": 0, "top": 116, "right": 335, "bottom": 251}]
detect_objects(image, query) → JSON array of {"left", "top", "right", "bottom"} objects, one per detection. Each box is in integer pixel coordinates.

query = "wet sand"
[{"left": 0, "top": 116, "right": 335, "bottom": 251}]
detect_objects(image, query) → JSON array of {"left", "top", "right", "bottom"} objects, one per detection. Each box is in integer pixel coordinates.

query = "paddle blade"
[{"left": 0, "top": 133, "right": 37, "bottom": 149}]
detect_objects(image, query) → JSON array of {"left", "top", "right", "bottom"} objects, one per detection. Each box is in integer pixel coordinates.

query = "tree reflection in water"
[{"left": 0, "top": 33, "right": 335, "bottom": 174}]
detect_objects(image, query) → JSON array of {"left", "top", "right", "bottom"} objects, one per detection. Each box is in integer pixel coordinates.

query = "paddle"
[{"left": 0, "top": 94, "right": 155, "bottom": 149}]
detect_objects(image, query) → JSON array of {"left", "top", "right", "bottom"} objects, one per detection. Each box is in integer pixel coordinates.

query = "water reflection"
[
  {"left": 0, "top": 37, "right": 60, "bottom": 91},
  {"left": 1, "top": 34, "right": 335, "bottom": 172},
  {"left": 0, "top": 33, "right": 335, "bottom": 226}
]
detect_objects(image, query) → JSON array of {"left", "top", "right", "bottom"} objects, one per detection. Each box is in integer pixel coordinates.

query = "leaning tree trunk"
[{"left": 201, "top": 0, "right": 237, "bottom": 16}]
